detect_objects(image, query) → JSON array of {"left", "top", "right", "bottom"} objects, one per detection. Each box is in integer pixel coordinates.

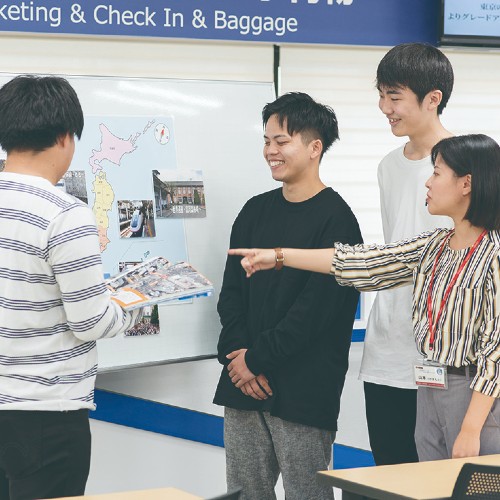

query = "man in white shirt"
[
  {"left": 0, "top": 75, "right": 140, "bottom": 499},
  {"left": 361, "top": 43, "right": 454, "bottom": 465}
]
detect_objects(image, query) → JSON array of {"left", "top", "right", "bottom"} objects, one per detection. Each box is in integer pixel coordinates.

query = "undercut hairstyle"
[
  {"left": 0, "top": 75, "right": 84, "bottom": 153},
  {"left": 262, "top": 92, "right": 339, "bottom": 160},
  {"left": 376, "top": 43, "right": 454, "bottom": 115},
  {"left": 431, "top": 134, "right": 500, "bottom": 231}
]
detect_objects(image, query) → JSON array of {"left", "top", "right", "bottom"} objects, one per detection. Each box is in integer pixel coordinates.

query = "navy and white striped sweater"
[{"left": 0, "top": 172, "right": 138, "bottom": 411}]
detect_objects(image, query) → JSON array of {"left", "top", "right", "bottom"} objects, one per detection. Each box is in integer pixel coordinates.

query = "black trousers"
[
  {"left": 0, "top": 409, "right": 91, "bottom": 500},
  {"left": 364, "top": 382, "right": 419, "bottom": 466}
]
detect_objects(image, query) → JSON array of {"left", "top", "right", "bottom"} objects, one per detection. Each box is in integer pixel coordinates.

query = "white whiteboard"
[{"left": 0, "top": 73, "right": 275, "bottom": 371}]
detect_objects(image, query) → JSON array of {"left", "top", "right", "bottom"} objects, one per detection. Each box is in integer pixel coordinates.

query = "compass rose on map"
[{"left": 154, "top": 124, "right": 170, "bottom": 145}]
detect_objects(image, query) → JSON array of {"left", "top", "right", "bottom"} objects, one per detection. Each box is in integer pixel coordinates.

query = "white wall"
[
  {"left": 2, "top": 32, "right": 500, "bottom": 498},
  {"left": 89, "top": 418, "right": 227, "bottom": 498}
]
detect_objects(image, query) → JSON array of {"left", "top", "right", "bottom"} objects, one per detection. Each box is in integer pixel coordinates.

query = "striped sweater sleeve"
[
  {"left": 47, "top": 203, "right": 139, "bottom": 341},
  {"left": 332, "top": 231, "right": 434, "bottom": 291},
  {"left": 472, "top": 255, "right": 500, "bottom": 397}
]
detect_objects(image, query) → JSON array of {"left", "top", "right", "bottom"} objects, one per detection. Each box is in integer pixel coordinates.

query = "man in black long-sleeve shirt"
[{"left": 213, "top": 92, "right": 362, "bottom": 500}]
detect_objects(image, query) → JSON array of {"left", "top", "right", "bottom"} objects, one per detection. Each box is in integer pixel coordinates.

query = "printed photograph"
[
  {"left": 124, "top": 304, "right": 160, "bottom": 337},
  {"left": 118, "top": 261, "right": 141, "bottom": 273},
  {"left": 152, "top": 169, "right": 206, "bottom": 219},
  {"left": 118, "top": 261, "right": 161, "bottom": 337},
  {"left": 56, "top": 170, "right": 89, "bottom": 203},
  {"left": 118, "top": 199, "right": 156, "bottom": 238}
]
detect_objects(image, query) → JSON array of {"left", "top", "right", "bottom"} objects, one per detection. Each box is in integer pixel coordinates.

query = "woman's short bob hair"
[{"left": 431, "top": 134, "right": 500, "bottom": 231}]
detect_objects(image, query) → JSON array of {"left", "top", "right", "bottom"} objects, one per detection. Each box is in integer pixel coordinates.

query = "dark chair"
[
  {"left": 452, "top": 463, "right": 500, "bottom": 499},
  {"left": 206, "top": 488, "right": 242, "bottom": 500}
]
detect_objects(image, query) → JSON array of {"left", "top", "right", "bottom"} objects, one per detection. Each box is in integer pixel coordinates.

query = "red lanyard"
[{"left": 426, "top": 229, "right": 487, "bottom": 351}]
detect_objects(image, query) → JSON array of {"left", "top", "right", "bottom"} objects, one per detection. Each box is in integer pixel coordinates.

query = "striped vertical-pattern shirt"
[
  {"left": 333, "top": 228, "right": 500, "bottom": 398},
  {"left": 0, "top": 172, "right": 139, "bottom": 411}
]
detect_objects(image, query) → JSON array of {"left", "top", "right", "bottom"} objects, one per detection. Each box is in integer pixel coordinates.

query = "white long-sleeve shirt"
[
  {"left": 359, "top": 146, "right": 452, "bottom": 389},
  {"left": 0, "top": 172, "right": 138, "bottom": 411}
]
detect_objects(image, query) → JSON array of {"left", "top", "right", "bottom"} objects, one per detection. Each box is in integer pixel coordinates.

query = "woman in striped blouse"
[{"left": 228, "top": 134, "right": 500, "bottom": 461}]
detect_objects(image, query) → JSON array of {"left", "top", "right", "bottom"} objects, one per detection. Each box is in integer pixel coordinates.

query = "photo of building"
[{"left": 152, "top": 169, "right": 206, "bottom": 218}]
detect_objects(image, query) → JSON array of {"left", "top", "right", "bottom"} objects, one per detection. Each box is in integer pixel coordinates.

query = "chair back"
[{"left": 452, "top": 463, "right": 500, "bottom": 499}]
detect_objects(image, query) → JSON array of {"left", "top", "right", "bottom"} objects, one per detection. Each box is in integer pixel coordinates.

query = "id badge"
[{"left": 414, "top": 361, "right": 448, "bottom": 390}]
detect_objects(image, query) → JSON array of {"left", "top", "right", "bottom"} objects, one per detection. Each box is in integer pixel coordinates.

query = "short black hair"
[
  {"left": 0, "top": 75, "right": 84, "bottom": 153},
  {"left": 262, "top": 92, "right": 339, "bottom": 160},
  {"left": 431, "top": 134, "right": 500, "bottom": 231},
  {"left": 376, "top": 43, "right": 454, "bottom": 115}
]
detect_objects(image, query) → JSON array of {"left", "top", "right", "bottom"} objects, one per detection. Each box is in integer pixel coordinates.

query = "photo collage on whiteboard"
[{"left": 56, "top": 116, "right": 209, "bottom": 339}]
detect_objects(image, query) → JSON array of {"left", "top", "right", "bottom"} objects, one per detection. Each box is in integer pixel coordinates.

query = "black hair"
[
  {"left": 262, "top": 92, "right": 339, "bottom": 160},
  {"left": 0, "top": 75, "right": 84, "bottom": 153},
  {"left": 376, "top": 43, "right": 454, "bottom": 115},
  {"left": 431, "top": 134, "right": 500, "bottom": 231}
]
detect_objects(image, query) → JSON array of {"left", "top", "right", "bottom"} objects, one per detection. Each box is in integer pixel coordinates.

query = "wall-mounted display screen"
[{"left": 441, "top": 0, "right": 500, "bottom": 47}]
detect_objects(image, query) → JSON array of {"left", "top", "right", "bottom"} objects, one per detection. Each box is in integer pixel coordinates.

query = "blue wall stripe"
[
  {"left": 352, "top": 329, "right": 365, "bottom": 342},
  {"left": 92, "top": 389, "right": 374, "bottom": 469},
  {"left": 92, "top": 389, "right": 223, "bottom": 447},
  {"left": 334, "top": 445, "right": 375, "bottom": 470},
  {"left": 355, "top": 299, "right": 361, "bottom": 320}
]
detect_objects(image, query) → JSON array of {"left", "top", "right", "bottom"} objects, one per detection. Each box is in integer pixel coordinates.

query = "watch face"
[{"left": 154, "top": 124, "right": 170, "bottom": 145}]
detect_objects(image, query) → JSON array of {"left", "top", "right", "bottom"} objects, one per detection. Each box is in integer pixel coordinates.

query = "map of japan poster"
[{"left": 70, "top": 116, "right": 188, "bottom": 276}]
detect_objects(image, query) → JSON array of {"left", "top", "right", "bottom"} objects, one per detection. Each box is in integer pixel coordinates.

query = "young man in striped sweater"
[{"left": 0, "top": 75, "right": 140, "bottom": 500}]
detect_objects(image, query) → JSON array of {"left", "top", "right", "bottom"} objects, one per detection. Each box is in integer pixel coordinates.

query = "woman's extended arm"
[
  {"left": 227, "top": 247, "right": 335, "bottom": 277},
  {"left": 229, "top": 230, "right": 438, "bottom": 290}
]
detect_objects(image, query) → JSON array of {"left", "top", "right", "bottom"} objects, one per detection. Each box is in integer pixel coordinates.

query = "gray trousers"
[
  {"left": 224, "top": 407, "right": 335, "bottom": 500},
  {"left": 415, "top": 372, "right": 500, "bottom": 461}
]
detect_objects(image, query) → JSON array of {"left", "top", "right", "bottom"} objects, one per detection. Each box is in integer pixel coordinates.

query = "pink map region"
[{"left": 89, "top": 123, "right": 138, "bottom": 174}]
